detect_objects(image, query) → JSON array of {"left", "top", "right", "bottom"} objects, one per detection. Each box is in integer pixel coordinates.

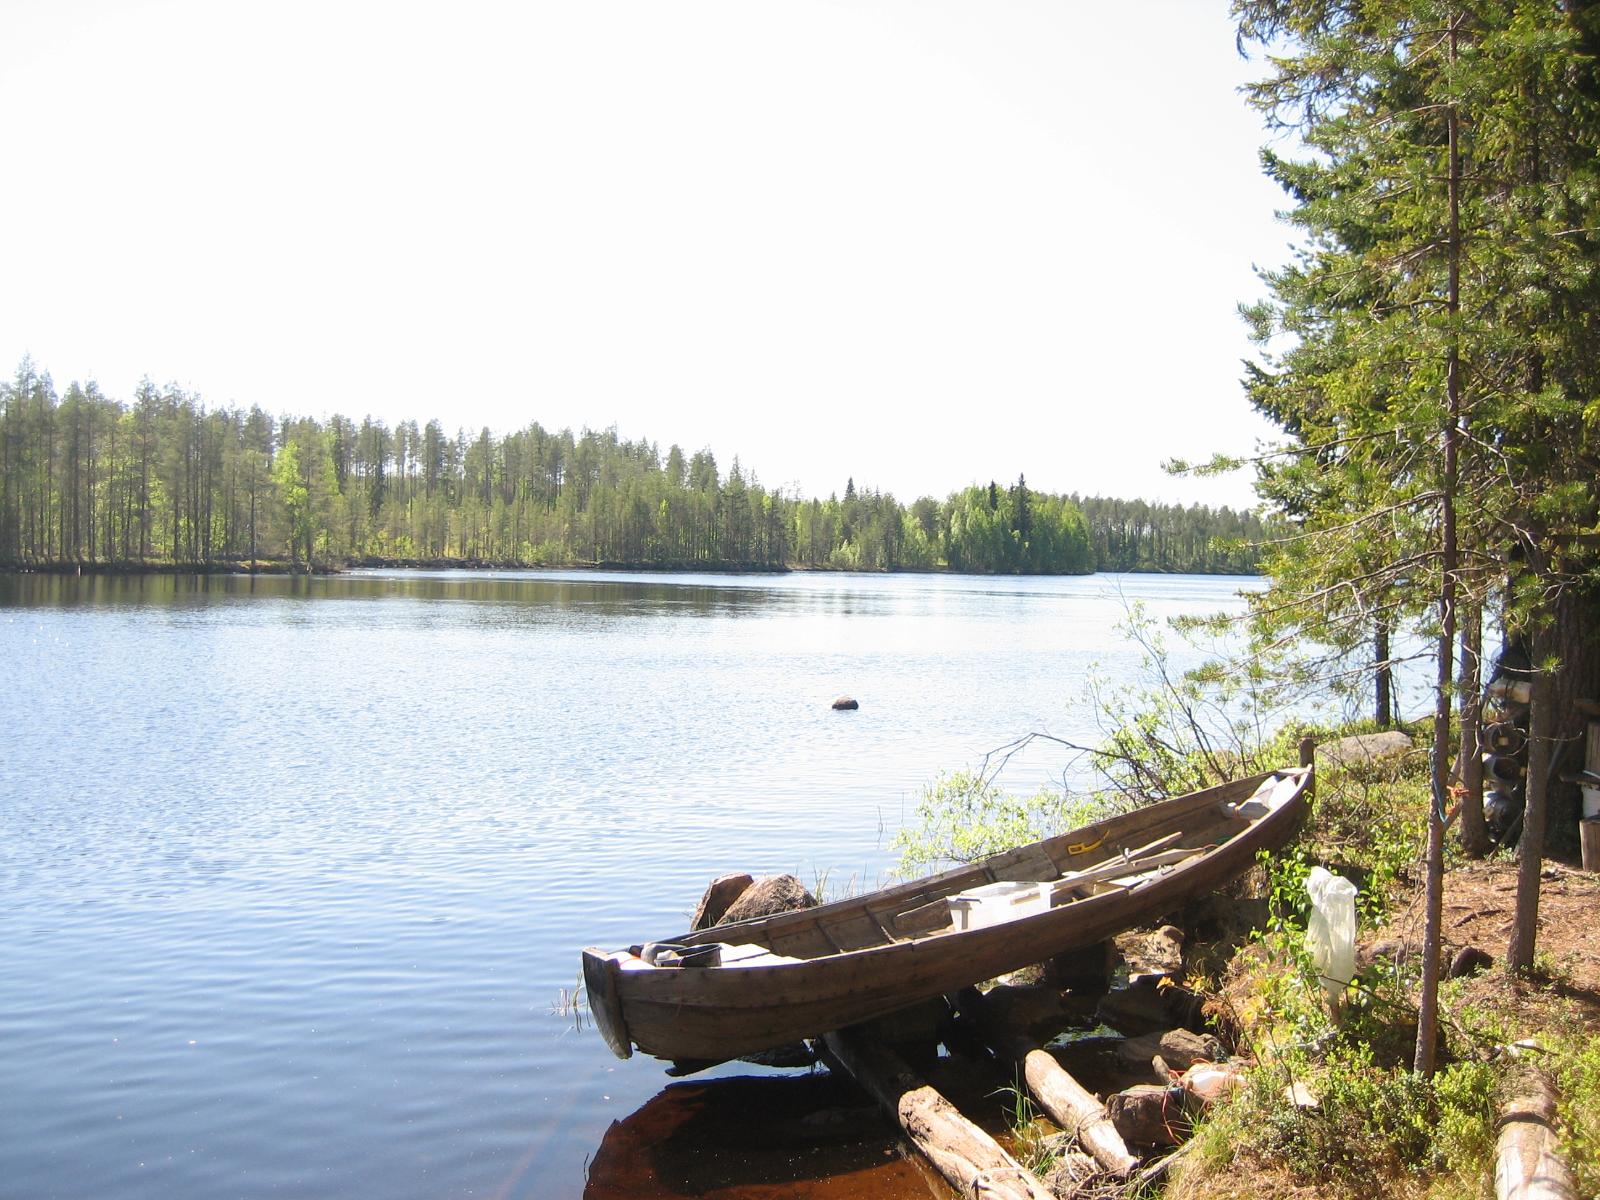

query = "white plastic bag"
[{"left": 1304, "top": 866, "right": 1358, "bottom": 1007}]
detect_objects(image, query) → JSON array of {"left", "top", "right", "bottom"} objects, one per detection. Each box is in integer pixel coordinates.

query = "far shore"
[{"left": 0, "top": 557, "right": 1260, "bottom": 579}]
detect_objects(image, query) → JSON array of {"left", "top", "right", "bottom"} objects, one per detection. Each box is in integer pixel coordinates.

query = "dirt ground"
[{"left": 1377, "top": 857, "right": 1600, "bottom": 1031}]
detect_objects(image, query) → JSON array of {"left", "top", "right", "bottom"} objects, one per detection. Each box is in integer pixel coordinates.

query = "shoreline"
[{"left": 0, "top": 557, "right": 1254, "bottom": 580}]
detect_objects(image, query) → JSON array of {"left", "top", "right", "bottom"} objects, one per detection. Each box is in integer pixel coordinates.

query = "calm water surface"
[{"left": 2, "top": 569, "right": 1259, "bottom": 1199}]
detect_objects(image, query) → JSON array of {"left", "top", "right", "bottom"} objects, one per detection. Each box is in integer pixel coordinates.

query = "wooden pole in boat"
[
  {"left": 822, "top": 1027, "right": 1055, "bottom": 1200},
  {"left": 960, "top": 988, "right": 1138, "bottom": 1178},
  {"left": 1300, "top": 736, "right": 1316, "bottom": 803}
]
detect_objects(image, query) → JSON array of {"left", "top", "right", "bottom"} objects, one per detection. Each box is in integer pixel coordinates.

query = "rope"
[{"left": 969, "top": 1163, "right": 1041, "bottom": 1199}]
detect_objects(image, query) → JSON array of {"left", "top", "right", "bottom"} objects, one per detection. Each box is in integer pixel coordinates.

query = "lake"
[{"left": 1, "top": 568, "right": 1266, "bottom": 1200}]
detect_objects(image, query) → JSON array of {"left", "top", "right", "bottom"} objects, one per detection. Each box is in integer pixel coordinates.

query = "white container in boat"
[
  {"left": 1583, "top": 785, "right": 1600, "bottom": 821},
  {"left": 947, "top": 881, "right": 1049, "bottom": 931}
]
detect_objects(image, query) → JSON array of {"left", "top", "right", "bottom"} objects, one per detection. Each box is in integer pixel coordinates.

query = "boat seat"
[
  {"left": 618, "top": 942, "right": 805, "bottom": 969},
  {"left": 717, "top": 943, "right": 804, "bottom": 968}
]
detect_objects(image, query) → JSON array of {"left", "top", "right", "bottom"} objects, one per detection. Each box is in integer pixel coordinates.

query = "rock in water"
[
  {"left": 718, "top": 874, "right": 818, "bottom": 924},
  {"left": 690, "top": 872, "right": 755, "bottom": 931},
  {"left": 831, "top": 695, "right": 859, "bottom": 710}
]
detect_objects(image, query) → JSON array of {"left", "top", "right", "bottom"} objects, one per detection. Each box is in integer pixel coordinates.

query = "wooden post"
[
  {"left": 1581, "top": 821, "right": 1600, "bottom": 873},
  {"left": 1299, "top": 736, "right": 1316, "bottom": 804},
  {"left": 822, "top": 1028, "right": 1055, "bottom": 1200},
  {"left": 1494, "top": 1071, "right": 1576, "bottom": 1200}
]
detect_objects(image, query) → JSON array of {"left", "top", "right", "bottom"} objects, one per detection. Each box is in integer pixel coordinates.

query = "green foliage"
[
  {"left": 1259, "top": 844, "right": 1314, "bottom": 936},
  {"left": 1233, "top": 0, "right": 1600, "bottom": 744},
  {"left": 995, "top": 1078, "right": 1063, "bottom": 1178},
  {"left": 0, "top": 357, "right": 1270, "bottom": 575},
  {"left": 1555, "top": 1033, "right": 1600, "bottom": 1200},
  {"left": 1215, "top": 1043, "right": 1497, "bottom": 1197},
  {"left": 1075, "top": 493, "right": 1275, "bottom": 575},
  {"left": 942, "top": 479, "right": 1093, "bottom": 574},
  {"left": 1078, "top": 603, "right": 1316, "bottom": 801},
  {"left": 890, "top": 770, "right": 1127, "bottom": 877}
]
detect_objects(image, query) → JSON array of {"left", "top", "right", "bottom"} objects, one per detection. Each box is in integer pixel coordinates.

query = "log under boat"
[{"left": 582, "top": 767, "right": 1310, "bottom": 1064}]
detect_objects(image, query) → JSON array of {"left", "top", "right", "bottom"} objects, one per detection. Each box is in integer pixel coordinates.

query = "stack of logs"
[{"left": 817, "top": 930, "right": 1238, "bottom": 1200}]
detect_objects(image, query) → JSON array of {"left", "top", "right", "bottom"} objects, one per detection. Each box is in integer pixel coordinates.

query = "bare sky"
[{"left": 1, "top": 1, "right": 1291, "bottom": 508}]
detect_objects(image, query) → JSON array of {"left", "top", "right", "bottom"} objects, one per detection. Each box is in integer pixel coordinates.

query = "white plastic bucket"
[{"left": 1582, "top": 785, "right": 1600, "bottom": 820}]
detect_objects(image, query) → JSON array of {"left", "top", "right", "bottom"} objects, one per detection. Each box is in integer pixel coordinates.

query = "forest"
[{"left": 0, "top": 361, "right": 1270, "bottom": 576}]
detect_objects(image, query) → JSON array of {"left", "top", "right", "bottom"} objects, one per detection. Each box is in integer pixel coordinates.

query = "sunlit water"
[{"left": 2, "top": 569, "right": 1294, "bottom": 1199}]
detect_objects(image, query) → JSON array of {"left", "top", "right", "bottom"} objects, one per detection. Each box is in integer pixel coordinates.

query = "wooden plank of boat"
[{"left": 581, "top": 766, "right": 1310, "bottom": 1064}]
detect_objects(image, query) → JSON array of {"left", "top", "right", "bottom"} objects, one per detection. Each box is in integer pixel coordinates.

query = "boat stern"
[{"left": 581, "top": 948, "right": 634, "bottom": 1060}]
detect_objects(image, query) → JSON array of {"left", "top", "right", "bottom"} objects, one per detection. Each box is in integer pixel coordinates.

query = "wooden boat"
[{"left": 582, "top": 767, "right": 1310, "bottom": 1064}]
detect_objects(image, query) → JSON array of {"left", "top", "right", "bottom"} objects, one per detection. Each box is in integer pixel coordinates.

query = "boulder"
[
  {"left": 976, "top": 984, "right": 1096, "bottom": 1037},
  {"left": 717, "top": 874, "right": 818, "bottom": 924},
  {"left": 1097, "top": 975, "right": 1206, "bottom": 1035},
  {"left": 857, "top": 996, "right": 951, "bottom": 1048},
  {"left": 1117, "top": 1028, "right": 1226, "bottom": 1075},
  {"left": 1318, "top": 730, "right": 1415, "bottom": 768},
  {"left": 1107, "top": 1084, "right": 1186, "bottom": 1147},
  {"left": 831, "top": 695, "right": 860, "bottom": 710},
  {"left": 1117, "top": 925, "right": 1186, "bottom": 975},
  {"left": 1359, "top": 937, "right": 1417, "bottom": 968},
  {"left": 1448, "top": 945, "right": 1494, "bottom": 979},
  {"left": 690, "top": 872, "right": 754, "bottom": 931}
]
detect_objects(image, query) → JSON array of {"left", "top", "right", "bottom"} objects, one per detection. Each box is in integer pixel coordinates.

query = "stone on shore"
[
  {"left": 690, "top": 872, "right": 755, "bottom": 931},
  {"left": 1318, "top": 729, "right": 1415, "bottom": 767},
  {"left": 717, "top": 874, "right": 818, "bottom": 924},
  {"left": 1117, "top": 1028, "right": 1227, "bottom": 1074}
]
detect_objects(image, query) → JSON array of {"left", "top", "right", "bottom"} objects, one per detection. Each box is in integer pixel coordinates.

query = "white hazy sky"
[{"left": 1, "top": 1, "right": 1293, "bottom": 508}]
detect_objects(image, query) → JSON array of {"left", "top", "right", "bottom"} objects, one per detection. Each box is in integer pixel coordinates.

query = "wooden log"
[
  {"left": 1126, "top": 1139, "right": 1196, "bottom": 1193},
  {"left": 1022, "top": 1048, "right": 1140, "bottom": 1177},
  {"left": 823, "top": 1028, "right": 1054, "bottom": 1200},
  {"left": 960, "top": 987, "right": 1138, "bottom": 1178},
  {"left": 1494, "top": 1072, "right": 1576, "bottom": 1200}
]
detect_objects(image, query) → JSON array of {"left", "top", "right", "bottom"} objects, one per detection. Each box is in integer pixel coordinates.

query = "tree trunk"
[
  {"left": 1459, "top": 598, "right": 1491, "bottom": 856},
  {"left": 1376, "top": 614, "right": 1394, "bottom": 728},
  {"left": 1509, "top": 659, "right": 1555, "bottom": 973},
  {"left": 1544, "top": 583, "right": 1600, "bottom": 856},
  {"left": 1417, "top": 15, "right": 1461, "bottom": 1078}
]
